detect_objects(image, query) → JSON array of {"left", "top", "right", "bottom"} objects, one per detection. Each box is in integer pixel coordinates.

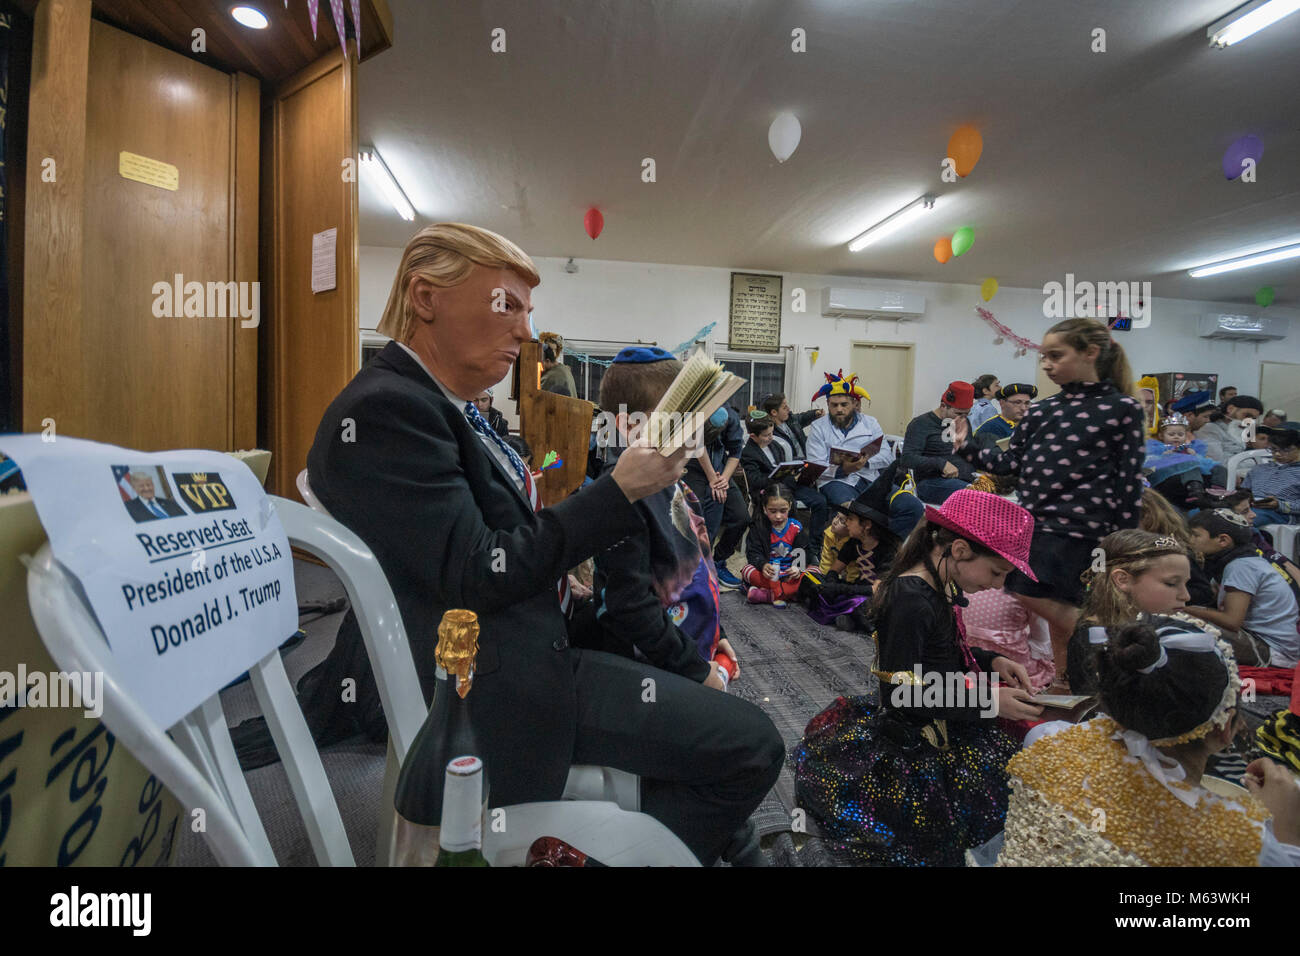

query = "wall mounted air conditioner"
[
  {"left": 1197, "top": 312, "right": 1289, "bottom": 342},
  {"left": 820, "top": 287, "right": 925, "bottom": 320}
]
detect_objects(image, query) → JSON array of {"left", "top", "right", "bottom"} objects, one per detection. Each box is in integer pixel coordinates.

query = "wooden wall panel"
[
  {"left": 262, "top": 51, "right": 358, "bottom": 497},
  {"left": 232, "top": 72, "right": 260, "bottom": 449},
  {"left": 22, "top": 0, "right": 91, "bottom": 434}
]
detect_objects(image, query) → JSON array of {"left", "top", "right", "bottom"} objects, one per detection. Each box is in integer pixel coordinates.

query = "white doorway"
[
  {"left": 1260, "top": 362, "right": 1300, "bottom": 419},
  {"left": 850, "top": 342, "right": 914, "bottom": 436}
]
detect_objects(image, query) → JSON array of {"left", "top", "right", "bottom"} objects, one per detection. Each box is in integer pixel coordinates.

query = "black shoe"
[{"left": 718, "top": 820, "right": 768, "bottom": 866}]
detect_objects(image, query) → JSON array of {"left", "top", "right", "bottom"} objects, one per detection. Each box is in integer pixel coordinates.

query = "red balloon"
[{"left": 584, "top": 207, "right": 604, "bottom": 240}]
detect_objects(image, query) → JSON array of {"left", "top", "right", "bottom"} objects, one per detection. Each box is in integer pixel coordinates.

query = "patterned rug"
[{"left": 717, "top": 584, "right": 878, "bottom": 866}]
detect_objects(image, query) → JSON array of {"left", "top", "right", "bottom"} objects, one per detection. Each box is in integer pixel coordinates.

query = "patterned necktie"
[{"left": 464, "top": 401, "right": 529, "bottom": 489}]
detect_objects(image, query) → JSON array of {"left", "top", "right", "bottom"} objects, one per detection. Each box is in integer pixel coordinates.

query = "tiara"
[
  {"left": 1159, "top": 413, "right": 1190, "bottom": 428},
  {"left": 1151, "top": 535, "right": 1181, "bottom": 550}
]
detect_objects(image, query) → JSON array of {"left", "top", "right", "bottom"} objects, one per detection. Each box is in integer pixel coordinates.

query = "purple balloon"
[{"left": 1222, "top": 135, "right": 1263, "bottom": 180}]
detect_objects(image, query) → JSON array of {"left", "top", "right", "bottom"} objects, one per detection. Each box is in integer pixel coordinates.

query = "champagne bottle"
[
  {"left": 390, "top": 609, "right": 487, "bottom": 866},
  {"left": 525, "top": 836, "right": 608, "bottom": 868},
  {"left": 433, "top": 756, "right": 489, "bottom": 867}
]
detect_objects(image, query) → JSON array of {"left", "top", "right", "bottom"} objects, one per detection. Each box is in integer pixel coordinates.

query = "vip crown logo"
[{"left": 191, "top": 473, "right": 208, "bottom": 482}]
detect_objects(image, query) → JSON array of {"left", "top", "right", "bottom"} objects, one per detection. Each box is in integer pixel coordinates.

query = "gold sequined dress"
[{"left": 997, "top": 717, "right": 1275, "bottom": 866}]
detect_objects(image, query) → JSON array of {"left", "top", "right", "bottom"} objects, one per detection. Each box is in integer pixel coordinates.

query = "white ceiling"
[{"left": 358, "top": 0, "right": 1300, "bottom": 306}]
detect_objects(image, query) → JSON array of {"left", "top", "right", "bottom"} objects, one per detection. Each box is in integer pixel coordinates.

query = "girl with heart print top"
[{"left": 955, "top": 318, "right": 1146, "bottom": 680}]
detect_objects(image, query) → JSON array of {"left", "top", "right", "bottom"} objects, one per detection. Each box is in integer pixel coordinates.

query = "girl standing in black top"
[{"left": 956, "top": 318, "right": 1146, "bottom": 680}]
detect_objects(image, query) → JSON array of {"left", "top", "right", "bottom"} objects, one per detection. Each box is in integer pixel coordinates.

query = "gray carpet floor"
[{"left": 174, "top": 554, "right": 870, "bottom": 866}]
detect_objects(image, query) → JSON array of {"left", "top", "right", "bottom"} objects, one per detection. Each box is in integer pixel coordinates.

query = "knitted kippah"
[{"left": 612, "top": 346, "right": 674, "bottom": 364}]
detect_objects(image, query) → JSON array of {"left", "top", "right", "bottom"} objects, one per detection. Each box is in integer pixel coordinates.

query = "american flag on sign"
[{"left": 112, "top": 465, "right": 137, "bottom": 502}]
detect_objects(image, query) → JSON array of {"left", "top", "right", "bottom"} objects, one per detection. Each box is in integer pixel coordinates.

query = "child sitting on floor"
[
  {"left": 742, "top": 483, "right": 809, "bottom": 607},
  {"left": 963, "top": 588, "right": 1056, "bottom": 693},
  {"left": 802, "top": 488, "right": 900, "bottom": 630}
]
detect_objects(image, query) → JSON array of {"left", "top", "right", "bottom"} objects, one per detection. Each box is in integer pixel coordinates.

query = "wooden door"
[
  {"left": 24, "top": 10, "right": 258, "bottom": 450},
  {"left": 850, "top": 341, "right": 913, "bottom": 437}
]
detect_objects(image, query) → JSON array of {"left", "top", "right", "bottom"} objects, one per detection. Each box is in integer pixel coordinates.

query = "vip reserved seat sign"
[{"left": 0, "top": 435, "right": 297, "bottom": 729}]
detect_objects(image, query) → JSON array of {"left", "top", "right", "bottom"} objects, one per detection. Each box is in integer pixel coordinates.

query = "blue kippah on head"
[
  {"left": 709, "top": 407, "right": 729, "bottom": 427},
  {"left": 612, "top": 346, "right": 674, "bottom": 364}
]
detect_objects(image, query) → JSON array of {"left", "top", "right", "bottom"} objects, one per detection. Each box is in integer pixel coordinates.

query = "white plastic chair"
[
  {"left": 1226, "top": 449, "right": 1272, "bottom": 492},
  {"left": 26, "top": 542, "right": 354, "bottom": 866},
  {"left": 1265, "top": 524, "right": 1299, "bottom": 563},
  {"left": 293, "top": 471, "right": 679, "bottom": 861}
]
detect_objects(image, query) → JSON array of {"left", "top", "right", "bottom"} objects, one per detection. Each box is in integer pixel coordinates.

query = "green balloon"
[
  {"left": 1255, "top": 286, "right": 1275, "bottom": 307},
  {"left": 951, "top": 226, "right": 975, "bottom": 257}
]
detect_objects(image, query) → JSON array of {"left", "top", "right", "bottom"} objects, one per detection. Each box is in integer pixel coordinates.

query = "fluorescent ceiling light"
[
  {"left": 360, "top": 147, "right": 416, "bottom": 221},
  {"left": 230, "top": 6, "right": 269, "bottom": 29},
  {"left": 1187, "top": 242, "right": 1300, "bottom": 277},
  {"left": 1207, "top": 0, "right": 1300, "bottom": 47},
  {"left": 847, "top": 195, "right": 936, "bottom": 252}
]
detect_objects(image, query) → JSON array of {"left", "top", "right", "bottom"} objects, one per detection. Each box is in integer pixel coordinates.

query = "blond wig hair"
[{"left": 375, "top": 223, "right": 540, "bottom": 343}]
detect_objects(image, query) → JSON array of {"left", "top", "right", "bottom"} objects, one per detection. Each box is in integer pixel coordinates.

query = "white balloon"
[{"left": 768, "top": 111, "right": 802, "bottom": 163}]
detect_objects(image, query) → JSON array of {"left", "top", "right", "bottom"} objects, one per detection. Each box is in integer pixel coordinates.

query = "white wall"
[{"left": 360, "top": 245, "right": 1300, "bottom": 428}]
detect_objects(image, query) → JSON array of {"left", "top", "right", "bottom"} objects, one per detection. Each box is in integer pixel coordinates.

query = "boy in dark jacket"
[{"left": 589, "top": 347, "right": 735, "bottom": 687}]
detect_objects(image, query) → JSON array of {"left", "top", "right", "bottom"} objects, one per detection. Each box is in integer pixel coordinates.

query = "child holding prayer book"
[
  {"left": 742, "top": 484, "right": 809, "bottom": 607},
  {"left": 583, "top": 347, "right": 735, "bottom": 688}
]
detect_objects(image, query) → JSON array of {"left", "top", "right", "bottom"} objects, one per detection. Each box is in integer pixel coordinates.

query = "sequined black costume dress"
[{"left": 794, "top": 577, "right": 1020, "bottom": 865}]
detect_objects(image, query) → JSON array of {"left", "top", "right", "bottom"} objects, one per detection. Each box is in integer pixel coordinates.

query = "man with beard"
[{"left": 805, "top": 370, "right": 923, "bottom": 537}]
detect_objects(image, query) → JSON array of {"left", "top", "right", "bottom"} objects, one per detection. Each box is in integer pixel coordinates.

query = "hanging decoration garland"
[
  {"left": 298, "top": 0, "right": 358, "bottom": 56},
  {"left": 976, "top": 307, "right": 1039, "bottom": 357}
]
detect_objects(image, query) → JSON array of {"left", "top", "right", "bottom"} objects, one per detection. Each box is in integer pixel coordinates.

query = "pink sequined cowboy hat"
[{"left": 923, "top": 488, "right": 1037, "bottom": 580}]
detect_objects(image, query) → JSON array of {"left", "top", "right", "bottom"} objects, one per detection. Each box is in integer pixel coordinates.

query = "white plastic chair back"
[
  {"left": 25, "top": 542, "right": 354, "bottom": 866},
  {"left": 1264, "top": 524, "right": 1299, "bottom": 563},
  {"left": 296, "top": 467, "right": 329, "bottom": 515},
  {"left": 1226, "top": 449, "right": 1272, "bottom": 491},
  {"left": 296, "top": 470, "right": 642, "bottom": 814}
]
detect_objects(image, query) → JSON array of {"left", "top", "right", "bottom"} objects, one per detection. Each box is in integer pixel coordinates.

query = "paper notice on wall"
[
  {"left": 312, "top": 227, "right": 338, "bottom": 293},
  {"left": 0, "top": 435, "right": 297, "bottom": 730}
]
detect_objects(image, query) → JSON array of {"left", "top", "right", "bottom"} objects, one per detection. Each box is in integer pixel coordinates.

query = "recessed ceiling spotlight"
[{"left": 231, "top": 6, "right": 270, "bottom": 30}]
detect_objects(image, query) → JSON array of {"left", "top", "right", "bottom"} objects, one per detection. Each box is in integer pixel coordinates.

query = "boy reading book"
[
  {"left": 741, "top": 412, "right": 828, "bottom": 556},
  {"left": 588, "top": 347, "right": 736, "bottom": 687}
]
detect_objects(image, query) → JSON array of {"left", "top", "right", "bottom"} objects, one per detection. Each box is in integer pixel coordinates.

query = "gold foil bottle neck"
[{"left": 436, "top": 609, "right": 479, "bottom": 698}]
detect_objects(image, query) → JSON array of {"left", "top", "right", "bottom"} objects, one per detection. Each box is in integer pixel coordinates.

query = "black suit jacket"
[
  {"left": 306, "top": 343, "right": 644, "bottom": 805},
  {"left": 126, "top": 495, "right": 185, "bottom": 521},
  {"left": 740, "top": 439, "right": 785, "bottom": 501}
]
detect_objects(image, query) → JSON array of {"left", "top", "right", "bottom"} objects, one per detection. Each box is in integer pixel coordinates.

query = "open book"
[
  {"left": 768, "top": 460, "right": 829, "bottom": 486},
  {"left": 829, "top": 436, "right": 884, "bottom": 463},
  {"left": 646, "top": 350, "right": 746, "bottom": 455},
  {"left": 1027, "top": 693, "right": 1098, "bottom": 723}
]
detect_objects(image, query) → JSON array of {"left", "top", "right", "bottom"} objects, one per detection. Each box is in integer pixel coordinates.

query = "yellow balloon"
[{"left": 980, "top": 277, "right": 999, "bottom": 302}]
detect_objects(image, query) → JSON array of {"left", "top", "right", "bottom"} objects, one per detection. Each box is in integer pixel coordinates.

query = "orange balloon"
[
  {"left": 933, "top": 237, "right": 953, "bottom": 263},
  {"left": 946, "top": 125, "right": 983, "bottom": 178}
]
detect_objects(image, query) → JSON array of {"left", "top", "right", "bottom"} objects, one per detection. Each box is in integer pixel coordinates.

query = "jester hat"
[{"left": 812, "top": 369, "right": 870, "bottom": 404}]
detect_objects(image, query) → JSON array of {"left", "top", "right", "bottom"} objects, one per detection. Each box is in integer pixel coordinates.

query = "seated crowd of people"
[{"left": 301, "top": 223, "right": 1298, "bottom": 867}]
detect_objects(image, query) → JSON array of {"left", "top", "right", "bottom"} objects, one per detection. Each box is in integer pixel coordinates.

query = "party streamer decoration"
[{"left": 976, "top": 307, "right": 1039, "bottom": 355}]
